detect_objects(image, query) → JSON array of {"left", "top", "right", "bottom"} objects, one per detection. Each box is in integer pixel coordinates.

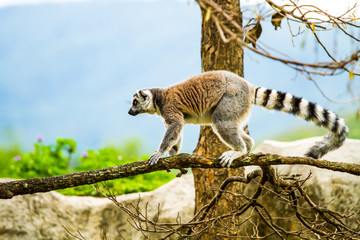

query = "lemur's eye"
[{"left": 133, "top": 99, "right": 138, "bottom": 106}]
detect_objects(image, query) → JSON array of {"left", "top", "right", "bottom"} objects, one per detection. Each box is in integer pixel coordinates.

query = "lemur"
[{"left": 128, "top": 71, "right": 348, "bottom": 167}]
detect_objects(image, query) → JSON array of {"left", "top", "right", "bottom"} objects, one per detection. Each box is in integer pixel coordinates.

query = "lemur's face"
[{"left": 128, "top": 89, "right": 154, "bottom": 116}]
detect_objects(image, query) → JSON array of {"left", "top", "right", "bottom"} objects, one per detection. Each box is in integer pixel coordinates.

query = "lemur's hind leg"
[
  {"left": 212, "top": 121, "right": 247, "bottom": 167},
  {"left": 211, "top": 94, "right": 252, "bottom": 167},
  {"left": 240, "top": 130, "right": 254, "bottom": 153}
]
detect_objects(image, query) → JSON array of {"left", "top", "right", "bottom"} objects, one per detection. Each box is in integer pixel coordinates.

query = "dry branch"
[
  {"left": 197, "top": 0, "right": 360, "bottom": 82},
  {"left": 1, "top": 153, "right": 360, "bottom": 199}
]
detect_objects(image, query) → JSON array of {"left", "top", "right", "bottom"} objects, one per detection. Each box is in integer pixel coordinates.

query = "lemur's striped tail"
[{"left": 253, "top": 87, "right": 349, "bottom": 159}]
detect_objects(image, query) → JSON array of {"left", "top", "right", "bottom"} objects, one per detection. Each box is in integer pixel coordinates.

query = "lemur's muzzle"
[{"left": 128, "top": 108, "right": 138, "bottom": 116}]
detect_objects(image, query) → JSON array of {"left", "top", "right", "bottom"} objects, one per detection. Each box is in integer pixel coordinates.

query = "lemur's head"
[{"left": 128, "top": 89, "right": 155, "bottom": 116}]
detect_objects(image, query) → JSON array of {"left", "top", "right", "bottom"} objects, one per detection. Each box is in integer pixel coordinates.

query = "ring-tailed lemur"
[{"left": 128, "top": 71, "right": 348, "bottom": 167}]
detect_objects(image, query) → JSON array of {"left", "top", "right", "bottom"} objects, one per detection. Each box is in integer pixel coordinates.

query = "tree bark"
[
  {"left": 1, "top": 153, "right": 359, "bottom": 199},
  {"left": 193, "top": 0, "right": 245, "bottom": 238}
]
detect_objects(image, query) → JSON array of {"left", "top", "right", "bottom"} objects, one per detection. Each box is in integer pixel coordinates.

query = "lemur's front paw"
[
  {"left": 148, "top": 152, "right": 163, "bottom": 166},
  {"left": 219, "top": 150, "right": 244, "bottom": 167}
]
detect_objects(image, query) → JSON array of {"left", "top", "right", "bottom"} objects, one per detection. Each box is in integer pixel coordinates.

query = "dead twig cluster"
[{"left": 96, "top": 166, "right": 360, "bottom": 239}]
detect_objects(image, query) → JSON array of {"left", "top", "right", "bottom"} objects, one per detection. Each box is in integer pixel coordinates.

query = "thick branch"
[{"left": 1, "top": 153, "right": 360, "bottom": 199}]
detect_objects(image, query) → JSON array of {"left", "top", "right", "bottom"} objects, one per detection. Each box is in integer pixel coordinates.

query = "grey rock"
[{"left": 0, "top": 175, "right": 195, "bottom": 240}]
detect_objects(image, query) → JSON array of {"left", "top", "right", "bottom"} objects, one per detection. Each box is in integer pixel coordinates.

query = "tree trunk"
[{"left": 193, "top": 0, "right": 245, "bottom": 238}]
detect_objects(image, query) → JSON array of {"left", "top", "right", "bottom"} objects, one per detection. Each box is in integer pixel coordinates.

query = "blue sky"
[{"left": 0, "top": 0, "right": 357, "bottom": 155}]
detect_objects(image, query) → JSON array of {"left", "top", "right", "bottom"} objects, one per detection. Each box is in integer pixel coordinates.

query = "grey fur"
[{"left": 129, "top": 71, "right": 348, "bottom": 167}]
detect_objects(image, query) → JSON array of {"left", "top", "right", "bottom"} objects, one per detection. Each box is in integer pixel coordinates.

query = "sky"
[
  {"left": 0, "top": 0, "right": 359, "bottom": 15},
  {"left": 0, "top": 0, "right": 86, "bottom": 8},
  {"left": 0, "top": 0, "right": 358, "bottom": 156}
]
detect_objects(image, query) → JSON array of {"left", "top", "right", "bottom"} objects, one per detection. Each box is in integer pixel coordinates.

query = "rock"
[
  {"left": 252, "top": 137, "right": 360, "bottom": 185},
  {"left": 0, "top": 174, "right": 195, "bottom": 240}
]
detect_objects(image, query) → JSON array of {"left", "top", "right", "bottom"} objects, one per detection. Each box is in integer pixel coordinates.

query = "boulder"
[
  {"left": 0, "top": 174, "right": 195, "bottom": 240},
  {"left": 252, "top": 137, "right": 360, "bottom": 188}
]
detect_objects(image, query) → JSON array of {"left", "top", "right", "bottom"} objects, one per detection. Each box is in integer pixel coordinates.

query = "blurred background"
[{"left": 0, "top": 0, "right": 358, "bottom": 156}]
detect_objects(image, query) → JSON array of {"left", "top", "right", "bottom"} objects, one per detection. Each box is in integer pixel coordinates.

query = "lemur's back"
[
  {"left": 165, "top": 71, "right": 227, "bottom": 116},
  {"left": 164, "top": 71, "right": 251, "bottom": 117}
]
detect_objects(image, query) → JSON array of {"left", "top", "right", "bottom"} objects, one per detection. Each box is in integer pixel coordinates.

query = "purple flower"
[
  {"left": 82, "top": 152, "right": 88, "bottom": 158},
  {"left": 14, "top": 155, "right": 21, "bottom": 161},
  {"left": 37, "top": 135, "right": 43, "bottom": 142}
]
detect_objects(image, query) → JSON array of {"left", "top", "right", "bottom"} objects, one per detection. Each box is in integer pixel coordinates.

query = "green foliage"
[
  {"left": 60, "top": 139, "right": 175, "bottom": 196},
  {"left": 1, "top": 138, "right": 175, "bottom": 197},
  {"left": 347, "top": 114, "right": 360, "bottom": 139},
  {"left": 6, "top": 138, "right": 74, "bottom": 179},
  {"left": 0, "top": 144, "right": 21, "bottom": 177}
]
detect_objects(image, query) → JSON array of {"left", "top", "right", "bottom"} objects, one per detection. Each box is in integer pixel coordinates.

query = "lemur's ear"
[{"left": 139, "top": 90, "right": 149, "bottom": 100}]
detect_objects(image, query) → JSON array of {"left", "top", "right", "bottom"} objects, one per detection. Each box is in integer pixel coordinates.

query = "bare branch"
[{"left": 1, "top": 153, "right": 360, "bottom": 199}]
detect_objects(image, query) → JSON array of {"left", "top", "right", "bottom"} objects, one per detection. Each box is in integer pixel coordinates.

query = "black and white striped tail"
[{"left": 254, "top": 87, "right": 349, "bottom": 159}]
